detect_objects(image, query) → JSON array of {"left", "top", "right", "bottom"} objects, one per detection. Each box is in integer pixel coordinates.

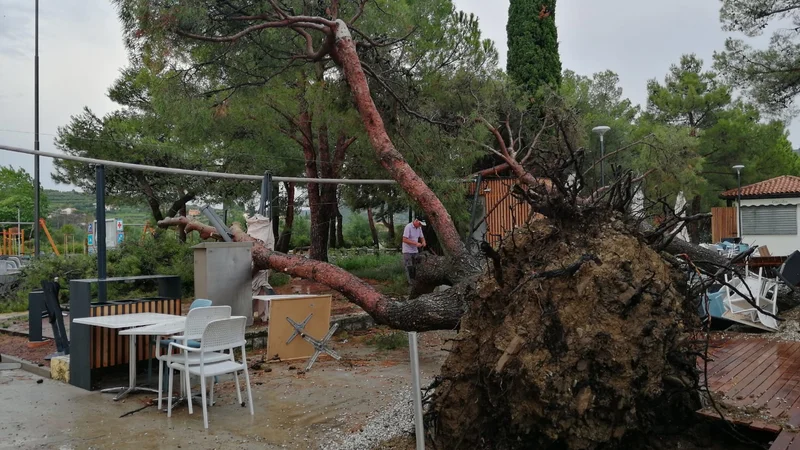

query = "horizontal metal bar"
[{"left": 0, "top": 144, "right": 397, "bottom": 185}]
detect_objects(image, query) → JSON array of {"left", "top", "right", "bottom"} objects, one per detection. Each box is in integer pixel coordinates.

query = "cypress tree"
[{"left": 507, "top": 0, "right": 562, "bottom": 92}]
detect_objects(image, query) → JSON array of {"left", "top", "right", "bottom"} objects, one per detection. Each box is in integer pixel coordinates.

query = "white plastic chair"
[
  {"left": 723, "top": 269, "right": 763, "bottom": 319},
  {"left": 157, "top": 306, "right": 231, "bottom": 410},
  {"left": 167, "top": 316, "right": 254, "bottom": 429},
  {"left": 755, "top": 278, "right": 780, "bottom": 329}
]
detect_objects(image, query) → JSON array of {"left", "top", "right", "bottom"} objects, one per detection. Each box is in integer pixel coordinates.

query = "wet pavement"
[{"left": 0, "top": 331, "right": 451, "bottom": 450}]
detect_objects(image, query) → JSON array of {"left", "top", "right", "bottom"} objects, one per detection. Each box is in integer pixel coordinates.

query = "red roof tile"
[{"left": 720, "top": 175, "right": 800, "bottom": 199}]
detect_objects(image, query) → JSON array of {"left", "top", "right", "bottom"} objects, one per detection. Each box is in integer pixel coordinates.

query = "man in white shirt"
[{"left": 402, "top": 218, "right": 427, "bottom": 284}]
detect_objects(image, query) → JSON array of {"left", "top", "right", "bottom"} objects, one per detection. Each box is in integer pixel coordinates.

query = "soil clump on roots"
[{"left": 429, "top": 213, "right": 702, "bottom": 449}]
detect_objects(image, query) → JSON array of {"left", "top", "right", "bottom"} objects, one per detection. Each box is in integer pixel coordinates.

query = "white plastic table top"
[
  {"left": 252, "top": 294, "right": 329, "bottom": 302},
  {"left": 119, "top": 318, "right": 186, "bottom": 336},
  {"left": 73, "top": 313, "right": 182, "bottom": 329}
]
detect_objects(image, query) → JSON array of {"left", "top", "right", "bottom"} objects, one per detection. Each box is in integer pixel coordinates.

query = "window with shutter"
[{"left": 741, "top": 205, "right": 798, "bottom": 235}]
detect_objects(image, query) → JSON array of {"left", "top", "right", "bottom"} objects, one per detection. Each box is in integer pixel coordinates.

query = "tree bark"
[
  {"left": 178, "top": 205, "right": 187, "bottom": 243},
  {"left": 328, "top": 214, "right": 338, "bottom": 249},
  {"left": 688, "top": 195, "right": 702, "bottom": 244},
  {"left": 298, "top": 105, "right": 328, "bottom": 262},
  {"left": 277, "top": 181, "right": 294, "bottom": 253},
  {"left": 367, "top": 208, "right": 379, "bottom": 247},
  {"left": 139, "top": 180, "right": 164, "bottom": 223},
  {"left": 331, "top": 21, "right": 468, "bottom": 263},
  {"left": 336, "top": 208, "right": 345, "bottom": 248},
  {"left": 166, "top": 192, "right": 196, "bottom": 219}
]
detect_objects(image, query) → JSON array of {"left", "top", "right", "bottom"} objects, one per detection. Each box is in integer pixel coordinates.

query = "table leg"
[{"left": 101, "top": 334, "right": 159, "bottom": 401}]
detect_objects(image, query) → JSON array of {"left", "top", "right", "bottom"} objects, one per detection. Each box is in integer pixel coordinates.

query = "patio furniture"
[
  {"left": 68, "top": 275, "right": 182, "bottom": 391},
  {"left": 255, "top": 294, "right": 332, "bottom": 363},
  {"left": 72, "top": 313, "right": 185, "bottom": 400},
  {"left": 723, "top": 268, "right": 779, "bottom": 330},
  {"left": 119, "top": 318, "right": 187, "bottom": 407},
  {"left": 167, "top": 316, "right": 254, "bottom": 429},
  {"left": 147, "top": 298, "right": 213, "bottom": 385},
  {"left": 157, "top": 306, "right": 231, "bottom": 411}
]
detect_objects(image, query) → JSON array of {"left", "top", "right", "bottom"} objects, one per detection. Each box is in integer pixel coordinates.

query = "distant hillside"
[{"left": 46, "top": 189, "right": 95, "bottom": 214}]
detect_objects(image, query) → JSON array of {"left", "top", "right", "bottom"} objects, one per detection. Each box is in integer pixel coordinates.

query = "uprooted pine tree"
[{"left": 128, "top": 1, "right": 735, "bottom": 447}]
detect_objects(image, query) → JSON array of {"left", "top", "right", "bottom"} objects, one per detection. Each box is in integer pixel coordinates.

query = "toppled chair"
[{"left": 41, "top": 279, "right": 69, "bottom": 360}]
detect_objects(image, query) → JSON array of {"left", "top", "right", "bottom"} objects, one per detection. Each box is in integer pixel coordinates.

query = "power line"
[{"left": 0, "top": 144, "right": 397, "bottom": 186}]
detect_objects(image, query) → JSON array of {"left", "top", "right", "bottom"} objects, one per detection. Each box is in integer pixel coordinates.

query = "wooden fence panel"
[{"left": 712, "top": 207, "right": 737, "bottom": 243}]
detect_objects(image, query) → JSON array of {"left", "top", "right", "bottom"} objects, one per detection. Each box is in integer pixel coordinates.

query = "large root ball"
[{"left": 429, "top": 215, "right": 700, "bottom": 449}]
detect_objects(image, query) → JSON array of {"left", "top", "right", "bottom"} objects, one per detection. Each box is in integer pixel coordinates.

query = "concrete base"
[
  {"left": 0, "top": 353, "right": 51, "bottom": 378},
  {"left": 51, "top": 355, "right": 70, "bottom": 383}
]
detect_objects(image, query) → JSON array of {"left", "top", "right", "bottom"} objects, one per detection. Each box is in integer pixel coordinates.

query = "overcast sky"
[{"left": 0, "top": 0, "right": 787, "bottom": 191}]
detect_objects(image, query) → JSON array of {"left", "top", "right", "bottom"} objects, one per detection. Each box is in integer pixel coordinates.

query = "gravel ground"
[{"left": 324, "top": 387, "right": 421, "bottom": 450}]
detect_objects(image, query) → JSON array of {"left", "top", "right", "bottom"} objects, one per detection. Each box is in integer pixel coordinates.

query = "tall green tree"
[
  {"left": 507, "top": 0, "right": 561, "bottom": 92},
  {"left": 646, "top": 54, "right": 731, "bottom": 135},
  {"left": 0, "top": 166, "right": 49, "bottom": 224},
  {"left": 561, "top": 70, "right": 640, "bottom": 186},
  {"left": 715, "top": 1, "right": 800, "bottom": 112}
]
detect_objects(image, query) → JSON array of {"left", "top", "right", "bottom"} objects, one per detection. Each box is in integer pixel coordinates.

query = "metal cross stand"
[
  {"left": 286, "top": 313, "right": 313, "bottom": 345},
  {"left": 286, "top": 315, "right": 341, "bottom": 372}
]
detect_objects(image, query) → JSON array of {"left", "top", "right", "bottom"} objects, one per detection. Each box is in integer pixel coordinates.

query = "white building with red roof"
[{"left": 719, "top": 175, "right": 800, "bottom": 256}]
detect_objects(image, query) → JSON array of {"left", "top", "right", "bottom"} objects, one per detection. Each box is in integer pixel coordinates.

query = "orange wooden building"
[{"left": 468, "top": 178, "right": 542, "bottom": 247}]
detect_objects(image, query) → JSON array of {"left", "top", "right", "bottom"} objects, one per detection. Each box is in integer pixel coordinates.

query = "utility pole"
[{"left": 33, "top": 0, "right": 41, "bottom": 258}]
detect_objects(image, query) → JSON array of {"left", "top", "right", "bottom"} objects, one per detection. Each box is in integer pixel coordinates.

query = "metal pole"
[
  {"left": 266, "top": 173, "right": 273, "bottom": 219},
  {"left": 408, "top": 331, "right": 425, "bottom": 450},
  {"left": 96, "top": 165, "right": 107, "bottom": 303},
  {"left": 0, "top": 144, "right": 398, "bottom": 185},
  {"left": 259, "top": 171, "right": 273, "bottom": 217},
  {"left": 599, "top": 135, "right": 605, "bottom": 187},
  {"left": 737, "top": 170, "right": 742, "bottom": 241},
  {"left": 466, "top": 175, "right": 482, "bottom": 242},
  {"left": 33, "top": 0, "right": 40, "bottom": 258}
]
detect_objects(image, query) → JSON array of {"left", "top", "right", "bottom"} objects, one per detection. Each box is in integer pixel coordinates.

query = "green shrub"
[
  {"left": 269, "top": 272, "right": 291, "bottom": 287},
  {"left": 343, "top": 214, "right": 374, "bottom": 248},
  {"left": 4, "top": 233, "right": 195, "bottom": 312},
  {"left": 289, "top": 215, "right": 310, "bottom": 249},
  {"left": 367, "top": 331, "right": 408, "bottom": 351},
  {"left": 393, "top": 225, "right": 405, "bottom": 249}
]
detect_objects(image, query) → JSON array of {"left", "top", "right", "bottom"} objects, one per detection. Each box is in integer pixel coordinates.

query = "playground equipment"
[
  {"left": 1, "top": 219, "right": 61, "bottom": 256},
  {"left": 39, "top": 218, "right": 60, "bottom": 256},
  {"left": 0, "top": 227, "right": 24, "bottom": 256}
]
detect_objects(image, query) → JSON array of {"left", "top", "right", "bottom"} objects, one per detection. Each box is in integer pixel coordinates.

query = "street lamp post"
[
  {"left": 592, "top": 126, "right": 611, "bottom": 186},
  {"left": 733, "top": 165, "right": 745, "bottom": 241},
  {"left": 33, "top": 0, "right": 41, "bottom": 257}
]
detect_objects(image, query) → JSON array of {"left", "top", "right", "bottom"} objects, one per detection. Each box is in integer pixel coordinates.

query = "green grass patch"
[
  {"left": 269, "top": 272, "right": 291, "bottom": 287},
  {"left": 0, "top": 299, "right": 27, "bottom": 314},
  {"left": 333, "top": 253, "right": 404, "bottom": 281},
  {"left": 367, "top": 331, "right": 409, "bottom": 351}
]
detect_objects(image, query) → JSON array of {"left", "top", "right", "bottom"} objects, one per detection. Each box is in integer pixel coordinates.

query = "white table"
[
  {"left": 252, "top": 294, "right": 320, "bottom": 321},
  {"left": 73, "top": 313, "right": 185, "bottom": 400},
  {"left": 120, "top": 319, "right": 188, "bottom": 409}
]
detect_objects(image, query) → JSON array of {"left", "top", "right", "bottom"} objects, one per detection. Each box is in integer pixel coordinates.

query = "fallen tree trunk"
[{"left": 160, "top": 216, "right": 472, "bottom": 331}]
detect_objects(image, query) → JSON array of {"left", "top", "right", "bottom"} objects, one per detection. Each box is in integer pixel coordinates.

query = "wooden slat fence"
[{"left": 712, "top": 207, "right": 738, "bottom": 243}]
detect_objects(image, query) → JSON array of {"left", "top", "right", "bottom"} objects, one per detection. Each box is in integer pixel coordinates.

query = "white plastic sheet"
[{"left": 246, "top": 214, "right": 276, "bottom": 297}]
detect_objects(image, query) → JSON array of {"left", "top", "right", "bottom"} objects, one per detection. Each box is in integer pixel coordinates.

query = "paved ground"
[{"left": 0, "top": 330, "right": 451, "bottom": 450}]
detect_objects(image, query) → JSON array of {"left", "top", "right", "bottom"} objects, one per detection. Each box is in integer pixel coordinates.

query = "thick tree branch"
[{"left": 158, "top": 217, "right": 469, "bottom": 330}]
